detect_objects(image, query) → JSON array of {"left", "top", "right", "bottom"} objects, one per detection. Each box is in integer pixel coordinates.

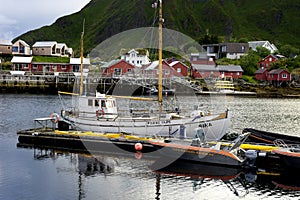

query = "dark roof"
[
  {"left": 268, "top": 68, "right": 289, "bottom": 75},
  {"left": 255, "top": 68, "right": 267, "bottom": 74},
  {"left": 192, "top": 64, "right": 243, "bottom": 72}
]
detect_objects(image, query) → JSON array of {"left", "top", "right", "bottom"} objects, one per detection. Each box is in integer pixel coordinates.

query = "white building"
[
  {"left": 248, "top": 41, "right": 278, "bottom": 54},
  {"left": 121, "top": 49, "right": 150, "bottom": 67},
  {"left": 12, "top": 39, "right": 31, "bottom": 55}
]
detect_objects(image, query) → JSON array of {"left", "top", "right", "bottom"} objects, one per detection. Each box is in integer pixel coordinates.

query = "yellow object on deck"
[
  {"left": 54, "top": 130, "right": 153, "bottom": 141},
  {"left": 240, "top": 143, "right": 279, "bottom": 151}
]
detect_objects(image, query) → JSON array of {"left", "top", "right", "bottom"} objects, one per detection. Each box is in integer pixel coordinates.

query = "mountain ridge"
[{"left": 14, "top": 0, "right": 300, "bottom": 56}]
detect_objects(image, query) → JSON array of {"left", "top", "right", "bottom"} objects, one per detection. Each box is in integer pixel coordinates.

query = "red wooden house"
[
  {"left": 190, "top": 60, "right": 216, "bottom": 79},
  {"left": 218, "top": 65, "right": 243, "bottom": 79},
  {"left": 101, "top": 60, "right": 135, "bottom": 77},
  {"left": 11, "top": 56, "right": 32, "bottom": 71},
  {"left": 258, "top": 55, "right": 279, "bottom": 69},
  {"left": 30, "top": 62, "right": 70, "bottom": 74},
  {"left": 255, "top": 68, "right": 268, "bottom": 81},
  {"left": 169, "top": 61, "right": 189, "bottom": 77},
  {"left": 142, "top": 60, "right": 180, "bottom": 78},
  {"left": 267, "top": 69, "right": 291, "bottom": 85},
  {"left": 191, "top": 63, "right": 243, "bottom": 79}
]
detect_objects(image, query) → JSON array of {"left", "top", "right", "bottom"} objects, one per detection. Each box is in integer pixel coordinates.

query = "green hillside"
[{"left": 14, "top": 0, "right": 300, "bottom": 56}]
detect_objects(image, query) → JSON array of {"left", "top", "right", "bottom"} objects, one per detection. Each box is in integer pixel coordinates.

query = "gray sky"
[{"left": 0, "top": 0, "right": 91, "bottom": 41}]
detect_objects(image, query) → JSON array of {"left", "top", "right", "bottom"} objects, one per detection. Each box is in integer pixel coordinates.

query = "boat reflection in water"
[
  {"left": 152, "top": 159, "right": 300, "bottom": 197},
  {"left": 19, "top": 145, "right": 300, "bottom": 199}
]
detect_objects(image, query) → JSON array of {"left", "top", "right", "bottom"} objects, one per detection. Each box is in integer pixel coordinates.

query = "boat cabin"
[{"left": 79, "top": 92, "right": 118, "bottom": 119}]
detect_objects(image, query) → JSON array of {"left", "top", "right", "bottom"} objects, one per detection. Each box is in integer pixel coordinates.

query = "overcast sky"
[{"left": 0, "top": 0, "right": 91, "bottom": 41}]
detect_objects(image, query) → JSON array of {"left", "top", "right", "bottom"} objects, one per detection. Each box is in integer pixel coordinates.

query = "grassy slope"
[{"left": 14, "top": 0, "right": 300, "bottom": 56}]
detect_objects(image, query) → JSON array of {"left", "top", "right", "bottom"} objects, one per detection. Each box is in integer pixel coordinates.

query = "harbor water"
[{"left": 1, "top": 94, "right": 300, "bottom": 200}]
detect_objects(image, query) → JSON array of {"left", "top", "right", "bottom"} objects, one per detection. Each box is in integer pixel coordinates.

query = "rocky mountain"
[{"left": 14, "top": 0, "right": 300, "bottom": 56}]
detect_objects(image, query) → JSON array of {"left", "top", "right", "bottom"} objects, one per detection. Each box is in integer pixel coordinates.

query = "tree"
[
  {"left": 198, "top": 34, "right": 219, "bottom": 45},
  {"left": 239, "top": 50, "right": 261, "bottom": 75},
  {"left": 279, "top": 44, "right": 299, "bottom": 58},
  {"left": 256, "top": 46, "right": 271, "bottom": 58}
]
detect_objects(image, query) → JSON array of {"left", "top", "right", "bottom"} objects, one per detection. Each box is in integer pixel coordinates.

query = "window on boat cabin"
[
  {"left": 107, "top": 100, "right": 113, "bottom": 108},
  {"left": 88, "top": 99, "right": 93, "bottom": 106},
  {"left": 101, "top": 100, "right": 106, "bottom": 108},
  {"left": 95, "top": 100, "right": 100, "bottom": 107}
]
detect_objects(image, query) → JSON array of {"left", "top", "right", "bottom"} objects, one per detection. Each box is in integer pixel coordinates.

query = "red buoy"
[{"left": 134, "top": 143, "right": 143, "bottom": 151}]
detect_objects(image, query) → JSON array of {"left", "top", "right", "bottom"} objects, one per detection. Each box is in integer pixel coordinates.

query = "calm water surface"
[{"left": 0, "top": 94, "right": 300, "bottom": 200}]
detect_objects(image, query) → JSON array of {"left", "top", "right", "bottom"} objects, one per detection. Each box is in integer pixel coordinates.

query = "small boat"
[
  {"left": 243, "top": 128, "right": 300, "bottom": 144},
  {"left": 149, "top": 132, "right": 253, "bottom": 167},
  {"left": 272, "top": 144, "right": 300, "bottom": 169},
  {"left": 148, "top": 87, "right": 176, "bottom": 95}
]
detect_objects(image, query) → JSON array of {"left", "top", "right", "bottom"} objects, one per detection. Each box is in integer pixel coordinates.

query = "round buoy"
[{"left": 134, "top": 143, "right": 143, "bottom": 151}]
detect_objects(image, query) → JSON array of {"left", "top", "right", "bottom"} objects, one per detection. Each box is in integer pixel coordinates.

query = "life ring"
[
  {"left": 50, "top": 113, "right": 60, "bottom": 123},
  {"left": 96, "top": 108, "right": 105, "bottom": 118}
]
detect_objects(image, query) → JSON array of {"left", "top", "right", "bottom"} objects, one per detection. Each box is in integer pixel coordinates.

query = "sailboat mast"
[
  {"left": 79, "top": 19, "right": 85, "bottom": 96},
  {"left": 158, "top": 0, "right": 163, "bottom": 112}
]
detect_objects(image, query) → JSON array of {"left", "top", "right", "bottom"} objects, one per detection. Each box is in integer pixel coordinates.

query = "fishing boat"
[
  {"left": 58, "top": 0, "right": 231, "bottom": 140},
  {"left": 243, "top": 128, "right": 300, "bottom": 144},
  {"left": 149, "top": 132, "right": 253, "bottom": 167}
]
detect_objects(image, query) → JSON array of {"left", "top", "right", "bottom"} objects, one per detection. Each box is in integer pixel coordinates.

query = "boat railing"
[
  {"left": 33, "top": 117, "right": 56, "bottom": 131},
  {"left": 273, "top": 139, "right": 288, "bottom": 148}
]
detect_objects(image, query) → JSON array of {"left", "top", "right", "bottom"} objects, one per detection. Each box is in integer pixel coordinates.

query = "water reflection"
[
  {"left": 18, "top": 145, "right": 300, "bottom": 200},
  {"left": 153, "top": 159, "right": 300, "bottom": 199}
]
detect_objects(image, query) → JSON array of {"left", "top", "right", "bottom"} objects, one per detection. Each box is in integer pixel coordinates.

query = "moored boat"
[
  {"left": 149, "top": 132, "right": 253, "bottom": 167},
  {"left": 58, "top": 0, "right": 231, "bottom": 141},
  {"left": 272, "top": 146, "right": 300, "bottom": 169},
  {"left": 243, "top": 128, "right": 300, "bottom": 144}
]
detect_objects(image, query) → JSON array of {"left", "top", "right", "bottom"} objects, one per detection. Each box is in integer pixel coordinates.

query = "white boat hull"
[{"left": 63, "top": 111, "right": 231, "bottom": 141}]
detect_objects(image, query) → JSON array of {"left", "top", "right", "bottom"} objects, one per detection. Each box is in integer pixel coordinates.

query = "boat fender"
[
  {"left": 61, "top": 110, "right": 65, "bottom": 118},
  {"left": 135, "top": 143, "right": 143, "bottom": 151},
  {"left": 50, "top": 113, "right": 60, "bottom": 123}
]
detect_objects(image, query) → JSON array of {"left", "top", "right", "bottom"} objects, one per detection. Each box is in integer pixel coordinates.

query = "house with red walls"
[
  {"left": 142, "top": 60, "right": 180, "bottom": 78},
  {"left": 255, "top": 68, "right": 268, "bottom": 81},
  {"left": 11, "top": 56, "right": 33, "bottom": 71},
  {"left": 169, "top": 61, "right": 189, "bottom": 77},
  {"left": 267, "top": 69, "right": 291, "bottom": 86},
  {"left": 101, "top": 59, "right": 135, "bottom": 77},
  {"left": 191, "top": 63, "right": 243, "bottom": 79},
  {"left": 258, "top": 54, "right": 285, "bottom": 69}
]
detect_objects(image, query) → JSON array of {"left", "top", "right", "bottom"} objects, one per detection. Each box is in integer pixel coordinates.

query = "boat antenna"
[
  {"left": 158, "top": 0, "right": 163, "bottom": 113},
  {"left": 79, "top": 19, "right": 85, "bottom": 96}
]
